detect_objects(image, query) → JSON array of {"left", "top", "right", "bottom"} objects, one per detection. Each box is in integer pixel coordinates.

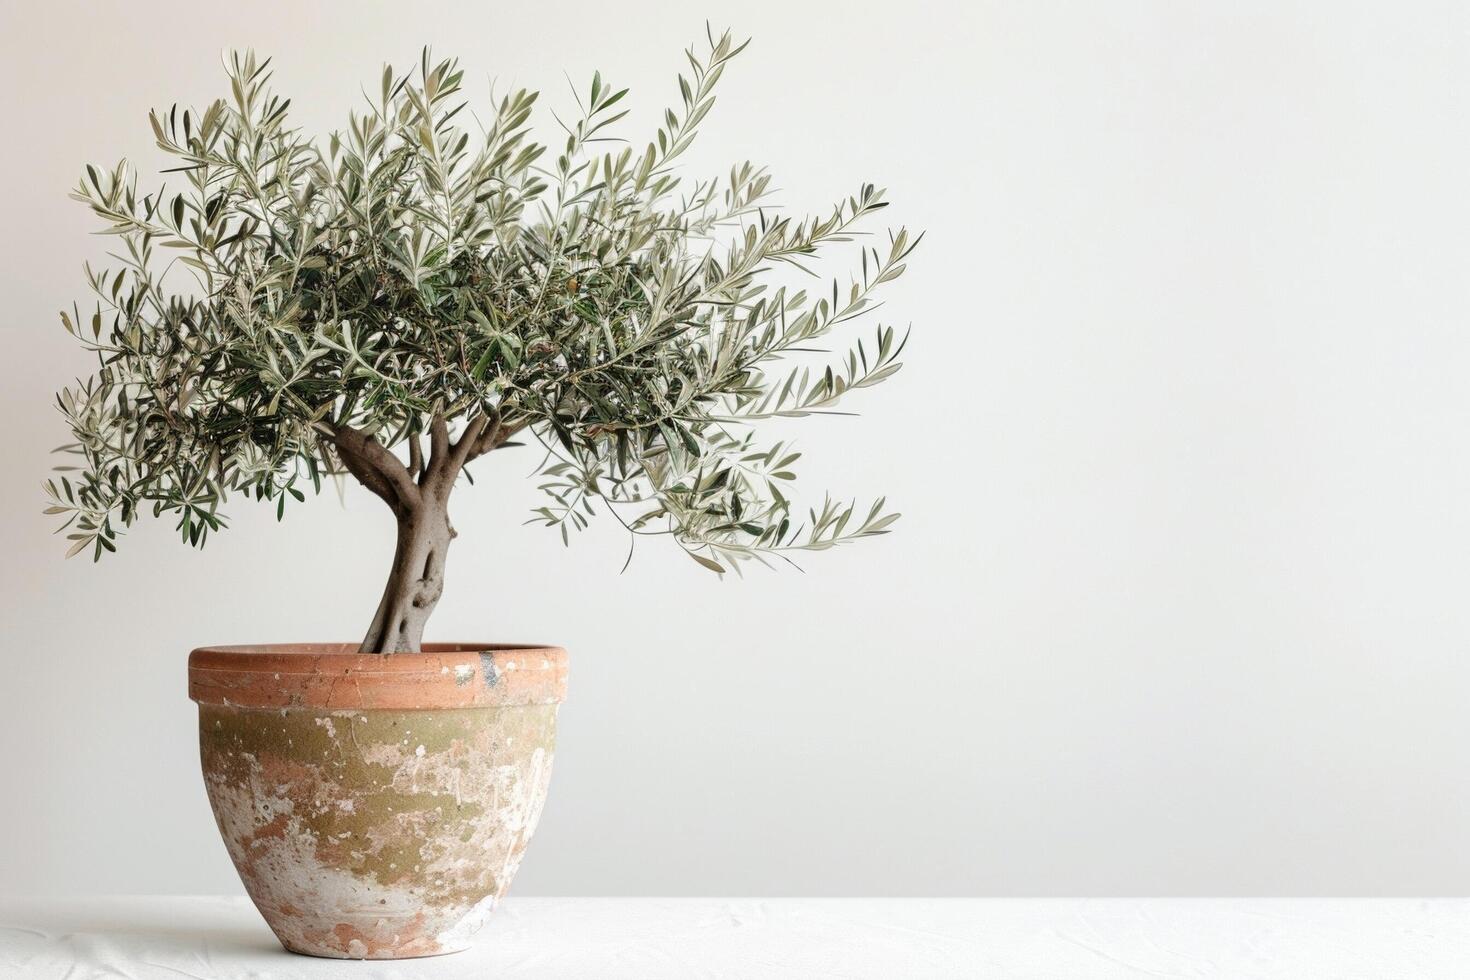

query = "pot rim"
[{"left": 189, "top": 642, "right": 567, "bottom": 710}]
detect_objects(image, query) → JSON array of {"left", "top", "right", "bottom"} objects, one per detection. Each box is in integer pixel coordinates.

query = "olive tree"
[{"left": 47, "top": 30, "right": 919, "bottom": 653}]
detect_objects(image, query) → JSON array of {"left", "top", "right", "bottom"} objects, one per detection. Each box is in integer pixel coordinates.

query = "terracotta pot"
[{"left": 188, "top": 643, "right": 567, "bottom": 959}]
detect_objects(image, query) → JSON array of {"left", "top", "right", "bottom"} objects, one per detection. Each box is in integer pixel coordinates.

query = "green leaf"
[{"left": 690, "top": 552, "right": 725, "bottom": 574}]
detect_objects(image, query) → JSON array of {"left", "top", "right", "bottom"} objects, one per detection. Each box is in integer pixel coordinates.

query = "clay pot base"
[
  {"left": 280, "top": 939, "right": 471, "bottom": 961},
  {"left": 189, "top": 644, "right": 567, "bottom": 959}
]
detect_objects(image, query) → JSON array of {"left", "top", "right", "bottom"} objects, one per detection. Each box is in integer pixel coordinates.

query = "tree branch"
[
  {"left": 332, "top": 442, "right": 399, "bottom": 510},
  {"left": 407, "top": 432, "right": 424, "bottom": 481},
  {"left": 449, "top": 414, "right": 490, "bottom": 471},
  {"left": 330, "top": 424, "right": 421, "bottom": 512},
  {"left": 465, "top": 415, "right": 526, "bottom": 464},
  {"left": 424, "top": 415, "right": 451, "bottom": 484}
]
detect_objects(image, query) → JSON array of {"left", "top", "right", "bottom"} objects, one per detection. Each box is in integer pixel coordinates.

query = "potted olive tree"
[{"left": 48, "top": 31, "right": 917, "bottom": 959}]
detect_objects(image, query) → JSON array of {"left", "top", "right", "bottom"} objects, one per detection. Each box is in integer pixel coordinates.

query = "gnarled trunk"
[
  {"left": 331, "top": 412, "right": 517, "bottom": 655},
  {"left": 359, "top": 494, "right": 454, "bottom": 654}
]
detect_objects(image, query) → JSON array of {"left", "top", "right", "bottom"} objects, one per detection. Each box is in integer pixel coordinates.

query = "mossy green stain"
[{"left": 199, "top": 705, "right": 555, "bottom": 899}]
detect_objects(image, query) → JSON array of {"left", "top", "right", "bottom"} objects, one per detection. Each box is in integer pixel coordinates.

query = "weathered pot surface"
[{"left": 189, "top": 643, "right": 567, "bottom": 959}]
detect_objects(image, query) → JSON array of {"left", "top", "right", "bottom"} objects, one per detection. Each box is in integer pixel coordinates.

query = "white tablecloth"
[{"left": 1, "top": 895, "right": 1466, "bottom": 978}]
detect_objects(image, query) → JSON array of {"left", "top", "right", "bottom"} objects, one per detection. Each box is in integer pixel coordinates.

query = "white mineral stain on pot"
[
  {"left": 199, "top": 701, "right": 559, "bottom": 959},
  {"left": 436, "top": 893, "right": 498, "bottom": 949}
]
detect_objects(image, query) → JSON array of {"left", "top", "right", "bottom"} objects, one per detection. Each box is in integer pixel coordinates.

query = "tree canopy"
[{"left": 48, "top": 30, "right": 918, "bottom": 584}]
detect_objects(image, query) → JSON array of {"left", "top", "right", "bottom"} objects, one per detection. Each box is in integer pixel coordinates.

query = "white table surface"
[{"left": 1, "top": 895, "right": 1466, "bottom": 979}]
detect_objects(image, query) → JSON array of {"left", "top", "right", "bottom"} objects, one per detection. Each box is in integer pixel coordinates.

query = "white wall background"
[{"left": 2, "top": 0, "right": 1467, "bottom": 897}]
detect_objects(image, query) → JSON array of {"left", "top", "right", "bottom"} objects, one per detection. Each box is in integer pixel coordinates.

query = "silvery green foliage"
[{"left": 48, "top": 31, "right": 917, "bottom": 574}]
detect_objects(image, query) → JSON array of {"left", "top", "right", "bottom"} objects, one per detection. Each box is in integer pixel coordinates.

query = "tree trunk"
[
  {"left": 359, "top": 494, "right": 454, "bottom": 654},
  {"left": 334, "top": 412, "right": 517, "bottom": 654}
]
